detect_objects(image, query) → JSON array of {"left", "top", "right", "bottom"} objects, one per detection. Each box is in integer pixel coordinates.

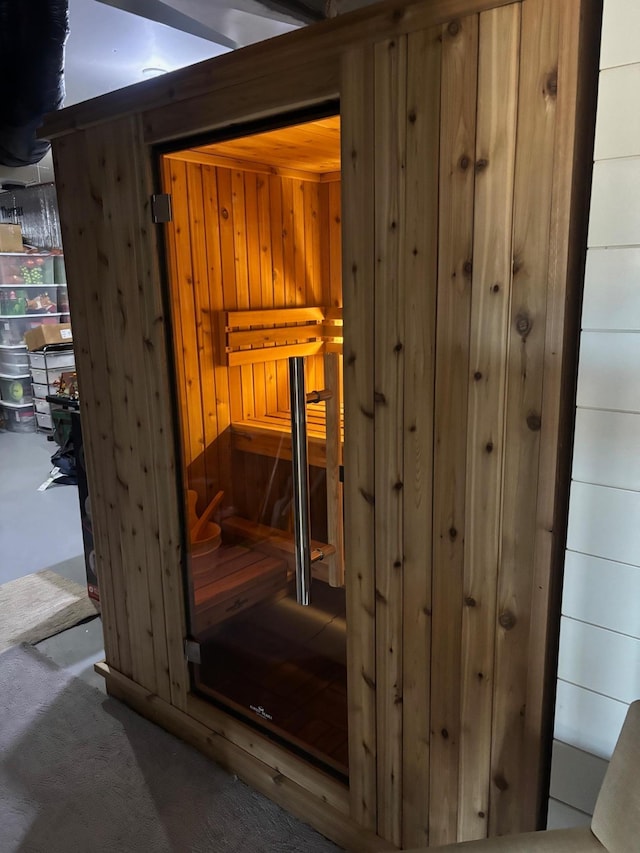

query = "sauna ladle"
[{"left": 190, "top": 490, "right": 224, "bottom": 542}]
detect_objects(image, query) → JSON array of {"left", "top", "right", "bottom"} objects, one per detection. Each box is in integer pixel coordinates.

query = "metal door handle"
[{"left": 289, "top": 356, "right": 314, "bottom": 606}]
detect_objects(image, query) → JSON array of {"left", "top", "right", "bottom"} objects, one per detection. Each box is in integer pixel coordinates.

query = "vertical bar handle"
[{"left": 289, "top": 357, "right": 312, "bottom": 606}]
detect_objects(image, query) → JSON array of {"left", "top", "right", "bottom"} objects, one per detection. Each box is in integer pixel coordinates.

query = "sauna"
[
  {"left": 44, "top": 0, "right": 601, "bottom": 848},
  {"left": 163, "top": 116, "right": 348, "bottom": 776}
]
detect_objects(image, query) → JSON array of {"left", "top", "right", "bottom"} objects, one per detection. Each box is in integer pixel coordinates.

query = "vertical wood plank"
[
  {"left": 83, "top": 117, "right": 181, "bottom": 701},
  {"left": 490, "top": 0, "right": 560, "bottom": 835},
  {"left": 84, "top": 122, "right": 158, "bottom": 694},
  {"left": 281, "top": 177, "right": 297, "bottom": 412},
  {"left": 401, "top": 24, "right": 441, "bottom": 850},
  {"left": 429, "top": 12, "right": 479, "bottom": 846},
  {"left": 233, "top": 172, "right": 256, "bottom": 422},
  {"left": 257, "top": 175, "right": 278, "bottom": 415},
  {"left": 126, "top": 124, "right": 185, "bottom": 707},
  {"left": 216, "top": 168, "right": 244, "bottom": 424},
  {"left": 52, "top": 135, "right": 129, "bottom": 677},
  {"left": 187, "top": 163, "right": 219, "bottom": 503},
  {"left": 342, "top": 44, "right": 377, "bottom": 833},
  {"left": 168, "top": 159, "right": 207, "bottom": 501},
  {"left": 202, "top": 164, "right": 233, "bottom": 507},
  {"left": 163, "top": 158, "right": 190, "bottom": 488},
  {"left": 270, "top": 175, "right": 290, "bottom": 414},
  {"left": 458, "top": 3, "right": 520, "bottom": 841},
  {"left": 329, "top": 181, "right": 343, "bottom": 310},
  {"left": 374, "top": 34, "right": 407, "bottom": 848},
  {"left": 324, "top": 351, "right": 345, "bottom": 587},
  {"left": 245, "top": 172, "right": 267, "bottom": 419}
]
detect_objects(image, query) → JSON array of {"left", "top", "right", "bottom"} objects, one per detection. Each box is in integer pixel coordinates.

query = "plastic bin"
[
  {"left": 0, "top": 347, "right": 29, "bottom": 376},
  {"left": 0, "top": 401, "right": 36, "bottom": 432},
  {"left": 0, "top": 375, "right": 32, "bottom": 404},
  {"left": 32, "top": 382, "right": 58, "bottom": 399},
  {"left": 0, "top": 285, "right": 59, "bottom": 315},
  {"left": 28, "top": 350, "right": 75, "bottom": 371},
  {"left": 0, "top": 254, "right": 54, "bottom": 285},
  {"left": 36, "top": 412, "right": 53, "bottom": 431},
  {"left": 0, "top": 314, "right": 64, "bottom": 346}
]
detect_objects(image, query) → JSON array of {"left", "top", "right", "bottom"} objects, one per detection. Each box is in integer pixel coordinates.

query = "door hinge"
[
  {"left": 151, "top": 193, "right": 172, "bottom": 223},
  {"left": 184, "top": 639, "right": 201, "bottom": 664}
]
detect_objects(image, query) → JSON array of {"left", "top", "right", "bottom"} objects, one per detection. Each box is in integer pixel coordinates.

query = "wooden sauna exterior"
[{"left": 42, "top": 0, "right": 601, "bottom": 848}]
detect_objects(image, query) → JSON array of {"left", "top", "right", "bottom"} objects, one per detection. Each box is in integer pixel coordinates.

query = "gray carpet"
[{"left": 0, "top": 644, "right": 342, "bottom": 853}]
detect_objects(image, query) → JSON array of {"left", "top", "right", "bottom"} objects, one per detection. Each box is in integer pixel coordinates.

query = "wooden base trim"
[{"left": 95, "top": 662, "right": 396, "bottom": 852}]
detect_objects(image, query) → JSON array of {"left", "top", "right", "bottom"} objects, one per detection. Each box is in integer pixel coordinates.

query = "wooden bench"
[
  {"left": 225, "top": 306, "right": 345, "bottom": 588},
  {"left": 231, "top": 406, "right": 344, "bottom": 469},
  {"left": 192, "top": 514, "right": 340, "bottom": 635},
  {"left": 192, "top": 544, "right": 289, "bottom": 635}
]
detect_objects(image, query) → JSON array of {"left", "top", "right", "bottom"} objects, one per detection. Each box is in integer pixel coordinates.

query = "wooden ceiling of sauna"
[{"left": 188, "top": 115, "right": 340, "bottom": 176}]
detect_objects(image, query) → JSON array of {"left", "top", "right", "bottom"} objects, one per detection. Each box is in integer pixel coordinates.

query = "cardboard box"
[
  {"left": 24, "top": 322, "right": 73, "bottom": 351},
  {"left": 0, "top": 223, "right": 23, "bottom": 252}
]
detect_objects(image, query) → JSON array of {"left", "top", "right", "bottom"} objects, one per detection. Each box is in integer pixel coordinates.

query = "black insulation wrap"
[{"left": 0, "top": 0, "right": 69, "bottom": 166}]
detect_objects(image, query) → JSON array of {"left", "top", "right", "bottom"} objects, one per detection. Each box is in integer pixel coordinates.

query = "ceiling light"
[{"left": 141, "top": 67, "right": 168, "bottom": 78}]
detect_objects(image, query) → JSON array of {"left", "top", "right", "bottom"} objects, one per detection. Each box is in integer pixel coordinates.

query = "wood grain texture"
[
  {"left": 400, "top": 24, "right": 441, "bottom": 851},
  {"left": 341, "top": 45, "right": 377, "bottom": 832},
  {"left": 458, "top": 4, "right": 520, "bottom": 840},
  {"left": 490, "top": 0, "right": 560, "bottom": 835},
  {"left": 324, "top": 352, "right": 345, "bottom": 587},
  {"left": 429, "top": 12, "right": 479, "bottom": 846},
  {"left": 52, "top": 134, "right": 128, "bottom": 677},
  {"left": 48, "top": 0, "right": 599, "bottom": 842},
  {"left": 374, "top": 34, "right": 407, "bottom": 848}
]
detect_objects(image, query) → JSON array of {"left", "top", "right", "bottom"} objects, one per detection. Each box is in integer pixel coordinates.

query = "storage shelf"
[
  {"left": 0, "top": 283, "right": 65, "bottom": 289},
  {"left": 0, "top": 399, "right": 33, "bottom": 409},
  {"left": 0, "top": 252, "right": 57, "bottom": 257},
  {"left": 0, "top": 343, "right": 27, "bottom": 350},
  {"left": 0, "top": 312, "right": 65, "bottom": 319},
  {"left": 0, "top": 372, "right": 30, "bottom": 379}
]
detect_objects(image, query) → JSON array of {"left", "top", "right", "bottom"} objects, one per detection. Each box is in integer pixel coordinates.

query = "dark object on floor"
[
  {"left": 0, "top": 644, "right": 341, "bottom": 853},
  {"left": 50, "top": 435, "right": 76, "bottom": 485},
  {"left": 0, "top": 0, "right": 69, "bottom": 167}
]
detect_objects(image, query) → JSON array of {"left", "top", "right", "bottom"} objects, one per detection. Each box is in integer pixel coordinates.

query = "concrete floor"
[{"left": 0, "top": 429, "right": 105, "bottom": 691}]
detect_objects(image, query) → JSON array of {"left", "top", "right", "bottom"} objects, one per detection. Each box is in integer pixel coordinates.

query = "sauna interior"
[{"left": 162, "top": 114, "right": 347, "bottom": 778}]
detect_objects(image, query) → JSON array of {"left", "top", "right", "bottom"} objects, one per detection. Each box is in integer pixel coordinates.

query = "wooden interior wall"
[{"left": 162, "top": 156, "right": 341, "bottom": 515}]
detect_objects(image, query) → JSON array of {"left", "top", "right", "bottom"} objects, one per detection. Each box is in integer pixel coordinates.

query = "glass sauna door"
[{"left": 162, "top": 116, "right": 346, "bottom": 778}]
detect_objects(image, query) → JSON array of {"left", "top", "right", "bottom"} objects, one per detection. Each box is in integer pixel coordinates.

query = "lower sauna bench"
[
  {"left": 192, "top": 545, "right": 289, "bottom": 634},
  {"left": 230, "top": 406, "right": 344, "bottom": 469}
]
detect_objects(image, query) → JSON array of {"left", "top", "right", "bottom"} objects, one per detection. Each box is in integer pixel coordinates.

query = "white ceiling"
[
  {"left": 64, "top": 0, "right": 300, "bottom": 107},
  {"left": 4, "top": 0, "right": 301, "bottom": 183}
]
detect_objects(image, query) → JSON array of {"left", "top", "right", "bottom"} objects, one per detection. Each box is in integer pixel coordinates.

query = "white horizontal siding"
[
  {"left": 567, "top": 482, "right": 640, "bottom": 567},
  {"left": 557, "top": 617, "right": 640, "bottom": 705},
  {"left": 563, "top": 551, "right": 640, "bottom": 638},
  {"left": 600, "top": 0, "right": 640, "bottom": 69},
  {"left": 594, "top": 64, "right": 640, "bottom": 159},
  {"left": 588, "top": 158, "right": 640, "bottom": 247},
  {"left": 576, "top": 332, "right": 640, "bottom": 412},
  {"left": 582, "top": 248, "right": 640, "bottom": 330},
  {"left": 554, "top": 679, "right": 630, "bottom": 759},
  {"left": 549, "top": 740, "right": 608, "bottom": 815},
  {"left": 551, "top": 1, "right": 640, "bottom": 823},
  {"left": 547, "top": 799, "right": 592, "bottom": 831},
  {"left": 572, "top": 409, "right": 640, "bottom": 491}
]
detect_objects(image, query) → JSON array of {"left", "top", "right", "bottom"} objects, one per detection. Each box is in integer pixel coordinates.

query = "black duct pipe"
[{"left": 0, "top": 0, "right": 69, "bottom": 167}]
